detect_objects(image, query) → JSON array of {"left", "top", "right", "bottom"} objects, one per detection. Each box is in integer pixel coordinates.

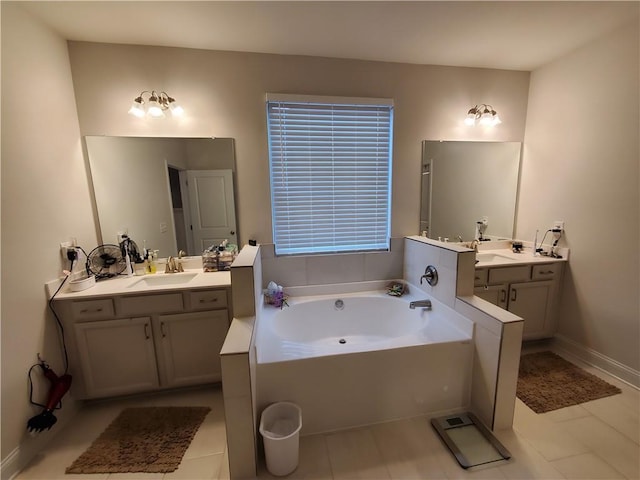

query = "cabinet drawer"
[
  {"left": 71, "top": 299, "right": 115, "bottom": 321},
  {"left": 119, "top": 293, "right": 184, "bottom": 316},
  {"left": 188, "top": 290, "right": 228, "bottom": 311},
  {"left": 474, "top": 269, "right": 488, "bottom": 286},
  {"left": 488, "top": 265, "right": 531, "bottom": 284},
  {"left": 532, "top": 263, "right": 561, "bottom": 281}
]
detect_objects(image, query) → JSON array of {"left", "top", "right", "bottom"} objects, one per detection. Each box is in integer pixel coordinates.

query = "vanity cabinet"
[
  {"left": 56, "top": 287, "right": 231, "bottom": 399},
  {"left": 74, "top": 317, "right": 159, "bottom": 398},
  {"left": 474, "top": 263, "right": 563, "bottom": 340}
]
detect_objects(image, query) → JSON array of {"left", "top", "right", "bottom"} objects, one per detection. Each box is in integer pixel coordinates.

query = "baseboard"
[
  {"left": 1, "top": 401, "right": 80, "bottom": 480},
  {"left": 552, "top": 334, "right": 640, "bottom": 388}
]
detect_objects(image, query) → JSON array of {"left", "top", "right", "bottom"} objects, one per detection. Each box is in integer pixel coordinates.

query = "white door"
[{"left": 186, "top": 170, "right": 237, "bottom": 253}]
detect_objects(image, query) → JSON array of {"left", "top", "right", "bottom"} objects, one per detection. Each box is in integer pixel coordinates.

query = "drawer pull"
[
  {"left": 501, "top": 289, "right": 507, "bottom": 303},
  {"left": 511, "top": 289, "right": 517, "bottom": 302},
  {"left": 80, "top": 307, "right": 103, "bottom": 313},
  {"left": 475, "top": 276, "right": 481, "bottom": 281},
  {"left": 144, "top": 323, "right": 150, "bottom": 340},
  {"left": 199, "top": 298, "right": 218, "bottom": 304},
  {"left": 539, "top": 270, "right": 554, "bottom": 275},
  {"left": 160, "top": 322, "right": 167, "bottom": 338}
]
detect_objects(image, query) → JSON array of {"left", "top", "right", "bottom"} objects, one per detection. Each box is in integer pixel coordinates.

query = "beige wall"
[
  {"left": 519, "top": 21, "right": 639, "bottom": 371},
  {"left": 1, "top": 3, "right": 98, "bottom": 466},
  {"left": 67, "top": 41, "right": 530, "bottom": 245}
]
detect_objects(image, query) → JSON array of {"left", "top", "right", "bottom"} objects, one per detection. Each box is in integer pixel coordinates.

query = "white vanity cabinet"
[
  {"left": 56, "top": 287, "right": 231, "bottom": 399},
  {"left": 474, "top": 262, "right": 563, "bottom": 340},
  {"left": 74, "top": 317, "right": 159, "bottom": 398}
]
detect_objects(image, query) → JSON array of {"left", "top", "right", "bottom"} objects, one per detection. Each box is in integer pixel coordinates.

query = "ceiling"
[{"left": 20, "top": 1, "right": 639, "bottom": 71}]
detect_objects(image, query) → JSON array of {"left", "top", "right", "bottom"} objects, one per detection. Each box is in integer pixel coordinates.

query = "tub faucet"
[{"left": 409, "top": 299, "right": 432, "bottom": 310}]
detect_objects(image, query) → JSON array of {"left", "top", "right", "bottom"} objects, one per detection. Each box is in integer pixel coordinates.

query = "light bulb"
[
  {"left": 464, "top": 114, "right": 476, "bottom": 126},
  {"left": 479, "top": 109, "right": 493, "bottom": 126},
  {"left": 169, "top": 101, "right": 184, "bottom": 117},
  {"left": 128, "top": 98, "right": 145, "bottom": 118},
  {"left": 491, "top": 113, "right": 502, "bottom": 125},
  {"left": 147, "top": 94, "right": 165, "bottom": 118}
]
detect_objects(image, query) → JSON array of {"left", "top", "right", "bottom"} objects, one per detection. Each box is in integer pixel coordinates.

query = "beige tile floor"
[{"left": 15, "top": 346, "right": 639, "bottom": 480}]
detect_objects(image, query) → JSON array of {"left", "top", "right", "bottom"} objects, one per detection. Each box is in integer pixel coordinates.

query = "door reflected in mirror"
[
  {"left": 85, "top": 136, "right": 237, "bottom": 257},
  {"left": 421, "top": 141, "right": 521, "bottom": 242}
]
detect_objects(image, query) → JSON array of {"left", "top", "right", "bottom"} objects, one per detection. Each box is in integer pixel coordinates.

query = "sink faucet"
[
  {"left": 409, "top": 299, "right": 432, "bottom": 310},
  {"left": 469, "top": 239, "right": 479, "bottom": 252},
  {"left": 165, "top": 256, "right": 184, "bottom": 273}
]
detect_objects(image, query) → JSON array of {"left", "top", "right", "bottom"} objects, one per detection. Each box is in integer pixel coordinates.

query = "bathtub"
[
  {"left": 255, "top": 287, "right": 475, "bottom": 434},
  {"left": 257, "top": 291, "right": 471, "bottom": 363}
]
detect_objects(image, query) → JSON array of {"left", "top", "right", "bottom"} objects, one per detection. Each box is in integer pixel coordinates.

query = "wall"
[
  {"left": 67, "top": 41, "right": 530, "bottom": 246},
  {"left": 0, "top": 3, "right": 97, "bottom": 474},
  {"left": 518, "top": 20, "right": 639, "bottom": 373}
]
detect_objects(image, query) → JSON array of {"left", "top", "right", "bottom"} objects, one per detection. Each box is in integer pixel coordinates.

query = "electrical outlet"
[
  {"left": 60, "top": 238, "right": 78, "bottom": 260},
  {"left": 60, "top": 242, "right": 73, "bottom": 259},
  {"left": 553, "top": 221, "right": 565, "bottom": 231}
]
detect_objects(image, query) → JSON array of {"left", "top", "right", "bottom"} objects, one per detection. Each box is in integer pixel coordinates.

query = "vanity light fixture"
[
  {"left": 464, "top": 104, "right": 501, "bottom": 126},
  {"left": 128, "top": 90, "right": 184, "bottom": 118}
]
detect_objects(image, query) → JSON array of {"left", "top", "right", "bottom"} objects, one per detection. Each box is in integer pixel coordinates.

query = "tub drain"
[{"left": 339, "top": 338, "right": 346, "bottom": 344}]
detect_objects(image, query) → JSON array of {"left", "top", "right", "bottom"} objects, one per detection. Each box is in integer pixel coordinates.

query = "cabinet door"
[
  {"left": 474, "top": 284, "right": 508, "bottom": 309},
  {"left": 74, "top": 317, "right": 159, "bottom": 398},
  {"left": 507, "top": 281, "right": 553, "bottom": 340},
  {"left": 155, "top": 310, "right": 229, "bottom": 387}
]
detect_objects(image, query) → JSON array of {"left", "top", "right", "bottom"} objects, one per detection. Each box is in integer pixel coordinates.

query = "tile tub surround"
[
  {"left": 221, "top": 244, "right": 262, "bottom": 479},
  {"left": 256, "top": 289, "right": 474, "bottom": 434},
  {"left": 223, "top": 240, "right": 525, "bottom": 478},
  {"left": 260, "top": 237, "right": 405, "bottom": 288},
  {"left": 403, "top": 236, "right": 524, "bottom": 430}
]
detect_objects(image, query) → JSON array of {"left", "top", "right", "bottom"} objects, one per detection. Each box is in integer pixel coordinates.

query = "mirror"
[
  {"left": 85, "top": 136, "right": 237, "bottom": 257},
  {"left": 420, "top": 140, "right": 521, "bottom": 242}
]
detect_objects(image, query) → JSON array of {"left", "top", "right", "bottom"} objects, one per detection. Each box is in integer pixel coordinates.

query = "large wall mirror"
[
  {"left": 420, "top": 140, "right": 521, "bottom": 242},
  {"left": 85, "top": 136, "right": 238, "bottom": 257}
]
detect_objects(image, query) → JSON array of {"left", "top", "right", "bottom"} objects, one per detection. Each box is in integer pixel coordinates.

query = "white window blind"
[{"left": 267, "top": 95, "right": 393, "bottom": 255}]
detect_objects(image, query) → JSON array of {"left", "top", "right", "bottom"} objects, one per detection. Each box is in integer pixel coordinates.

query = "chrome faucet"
[
  {"left": 409, "top": 299, "right": 432, "bottom": 310},
  {"left": 165, "top": 256, "right": 184, "bottom": 273},
  {"left": 469, "top": 239, "right": 479, "bottom": 252}
]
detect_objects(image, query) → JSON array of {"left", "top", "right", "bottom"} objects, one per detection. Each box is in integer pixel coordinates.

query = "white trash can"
[{"left": 259, "top": 402, "right": 302, "bottom": 476}]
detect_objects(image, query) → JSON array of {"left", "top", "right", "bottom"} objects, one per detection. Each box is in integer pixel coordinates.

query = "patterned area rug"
[
  {"left": 517, "top": 351, "right": 621, "bottom": 414},
  {"left": 66, "top": 406, "right": 210, "bottom": 474}
]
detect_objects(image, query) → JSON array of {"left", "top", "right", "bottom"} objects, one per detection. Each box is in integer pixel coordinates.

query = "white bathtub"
[
  {"left": 257, "top": 291, "right": 471, "bottom": 363},
  {"left": 256, "top": 288, "right": 475, "bottom": 434}
]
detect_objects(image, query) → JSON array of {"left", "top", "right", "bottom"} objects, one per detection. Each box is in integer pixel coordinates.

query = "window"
[{"left": 267, "top": 94, "right": 393, "bottom": 255}]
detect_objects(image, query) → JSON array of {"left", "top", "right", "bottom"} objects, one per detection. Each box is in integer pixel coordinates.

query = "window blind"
[{"left": 267, "top": 96, "right": 393, "bottom": 255}]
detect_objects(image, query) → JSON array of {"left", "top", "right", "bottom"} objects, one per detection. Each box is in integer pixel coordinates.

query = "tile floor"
[{"left": 15, "top": 346, "right": 639, "bottom": 480}]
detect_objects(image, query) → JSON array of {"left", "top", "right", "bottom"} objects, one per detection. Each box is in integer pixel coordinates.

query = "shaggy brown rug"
[
  {"left": 65, "top": 406, "right": 210, "bottom": 474},
  {"left": 517, "top": 351, "right": 621, "bottom": 414}
]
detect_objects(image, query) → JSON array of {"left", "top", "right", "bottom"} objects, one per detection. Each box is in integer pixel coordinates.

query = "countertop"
[
  {"left": 474, "top": 243, "right": 569, "bottom": 268},
  {"left": 50, "top": 269, "right": 231, "bottom": 301}
]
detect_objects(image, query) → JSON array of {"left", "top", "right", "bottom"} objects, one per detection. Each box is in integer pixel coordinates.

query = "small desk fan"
[{"left": 86, "top": 244, "right": 127, "bottom": 280}]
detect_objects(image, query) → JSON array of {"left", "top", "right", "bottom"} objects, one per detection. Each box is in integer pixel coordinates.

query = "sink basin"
[
  {"left": 475, "top": 253, "right": 515, "bottom": 264},
  {"left": 128, "top": 272, "right": 198, "bottom": 288}
]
